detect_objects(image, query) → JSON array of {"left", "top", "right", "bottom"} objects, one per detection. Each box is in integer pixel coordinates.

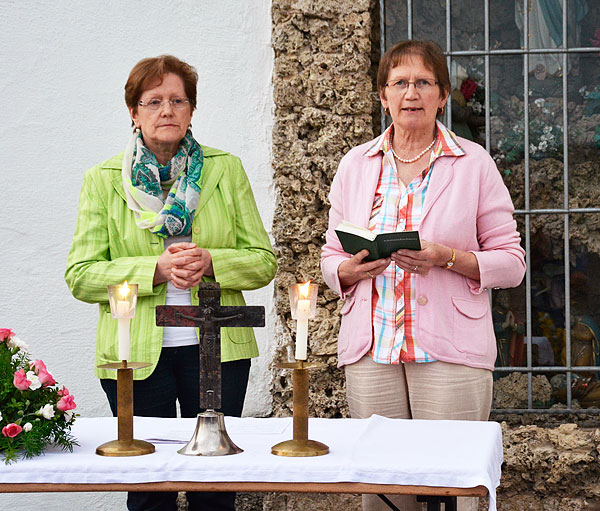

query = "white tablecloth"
[{"left": 0, "top": 415, "right": 503, "bottom": 510}]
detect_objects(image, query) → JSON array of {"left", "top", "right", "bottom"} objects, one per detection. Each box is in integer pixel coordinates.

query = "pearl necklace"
[{"left": 391, "top": 138, "right": 436, "bottom": 164}]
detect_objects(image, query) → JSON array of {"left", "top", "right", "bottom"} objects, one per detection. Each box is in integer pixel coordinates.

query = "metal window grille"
[{"left": 381, "top": 0, "right": 600, "bottom": 414}]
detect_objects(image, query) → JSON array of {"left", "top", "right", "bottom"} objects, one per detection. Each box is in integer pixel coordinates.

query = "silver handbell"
[{"left": 178, "top": 408, "right": 243, "bottom": 456}]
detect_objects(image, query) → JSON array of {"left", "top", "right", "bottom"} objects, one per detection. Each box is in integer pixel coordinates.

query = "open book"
[{"left": 335, "top": 220, "right": 421, "bottom": 262}]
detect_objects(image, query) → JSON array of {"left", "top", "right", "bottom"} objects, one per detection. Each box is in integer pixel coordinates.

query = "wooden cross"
[{"left": 155, "top": 282, "right": 265, "bottom": 410}]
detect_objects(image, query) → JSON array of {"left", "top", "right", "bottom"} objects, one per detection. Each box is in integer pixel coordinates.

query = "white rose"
[
  {"left": 0, "top": 412, "right": 2, "bottom": 422},
  {"left": 36, "top": 404, "right": 55, "bottom": 420},
  {"left": 23, "top": 423, "right": 32, "bottom": 432},
  {"left": 63, "top": 410, "right": 75, "bottom": 422},
  {"left": 7, "top": 336, "right": 29, "bottom": 352},
  {"left": 26, "top": 371, "right": 42, "bottom": 391}
]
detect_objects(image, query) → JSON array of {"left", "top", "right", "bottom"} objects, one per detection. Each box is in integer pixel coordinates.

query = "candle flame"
[
  {"left": 119, "top": 281, "right": 130, "bottom": 300},
  {"left": 298, "top": 280, "right": 311, "bottom": 299}
]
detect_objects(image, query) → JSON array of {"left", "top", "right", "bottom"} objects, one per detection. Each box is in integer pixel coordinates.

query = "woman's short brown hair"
[
  {"left": 125, "top": 55, "right": 198, "bottom": 115},
  {"left": 377, "top": 40, "right": 450, "bottom": 100}
]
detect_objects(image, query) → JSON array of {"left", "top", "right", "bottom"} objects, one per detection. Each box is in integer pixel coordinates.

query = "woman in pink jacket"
[{"left": 321, "top": 40, "right": 526, "bottom": 511}]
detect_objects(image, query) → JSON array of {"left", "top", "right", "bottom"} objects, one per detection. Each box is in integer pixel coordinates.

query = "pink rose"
[
  {"left": 30, "top": 360, "right": 56, "bottom": 387},
  {"left": 13, "top": 368, "right": 31, "bottom": 390},
  {"left": 0, "top": 329, "right": 15, "bottom": 341},
  {"left": 57, "top": 386, "right": 69, "bottom": 397},
  {"left": 2, "top": 423, "right": 23, "bottom": 438},
  {"left": 57, "top": 394, "right": 77, "bottom": 412}
]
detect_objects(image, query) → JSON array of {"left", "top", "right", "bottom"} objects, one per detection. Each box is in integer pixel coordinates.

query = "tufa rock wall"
[
  {"left": 265, "top": 1, "right": 377, "bottom": 509},
  {"left": 270, "top": 0, "right": 379, "bottom": 421},
  {"left": 496, "top": 423, "right": 600, "bottom": 510}
]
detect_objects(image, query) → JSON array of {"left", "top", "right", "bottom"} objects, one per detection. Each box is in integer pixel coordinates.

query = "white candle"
[
  {"left": 117, "top": 317, "right": 130, "bottom": 361},
  {"left": 116, "top": 283, "right": 131, "bottom": 361},
  {"left": 116, "top": 300, "right": 130, "bottom": 361},
  {"left": 295, "top": 299, "right": 310, "bottom": 360}
]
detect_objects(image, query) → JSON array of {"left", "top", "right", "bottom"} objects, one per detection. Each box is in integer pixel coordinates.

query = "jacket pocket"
[
  {"left": 451, "top": 296, "right": 489, "bottom": 356},
  {"left": 223, "top": 327, "right": 252, "bottom": 345}
]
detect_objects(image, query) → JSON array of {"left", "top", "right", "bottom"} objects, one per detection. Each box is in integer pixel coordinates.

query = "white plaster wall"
[{"left": 0, "top": 1, "right": 274, "bottom": 508}]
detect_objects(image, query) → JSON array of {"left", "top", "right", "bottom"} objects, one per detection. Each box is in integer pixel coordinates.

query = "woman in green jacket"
[{"left": 65, "top": 55, "right": 277, "bottom": 511}]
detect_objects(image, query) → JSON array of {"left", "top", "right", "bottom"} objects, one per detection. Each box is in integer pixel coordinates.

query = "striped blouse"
[{"left": 364, "top": 121, "right": 465, "bottom": 364}]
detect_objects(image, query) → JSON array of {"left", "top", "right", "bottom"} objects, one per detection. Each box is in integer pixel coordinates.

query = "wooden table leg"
[
  {"left": 377, "top": 494, "right": 401, "bottom": 511},
  {"left": 417, "top": 495, "right": 457, "bottom": 511}
]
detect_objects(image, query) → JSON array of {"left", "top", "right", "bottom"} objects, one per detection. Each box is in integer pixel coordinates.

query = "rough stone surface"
[
  {"left": 263, "top": 492, "right": 361, "bottom": 511},
  {"left": 270, "top": 0, "right": 378, "bottom": 420},
  {"left": 493, "top": 372, "right": 553, "bottom": 410},
  {"left": 495, "top": 423, "right": 600, "bottom": 510},
  {"left": 268, "top": 1, "right": 377, "bottom": 509}
]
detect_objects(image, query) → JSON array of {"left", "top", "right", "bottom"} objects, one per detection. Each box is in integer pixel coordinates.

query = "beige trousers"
[{"left": 345, "top": 356, "right": 493, "bottom": 511}]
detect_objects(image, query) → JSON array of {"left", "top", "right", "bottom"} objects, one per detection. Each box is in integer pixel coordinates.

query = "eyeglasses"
[
  {"left": 385, "top": 78, "right": 438, "bottom": 93},
  {"left": 138, "top": 98, "right": 190, "bottom": 111}
]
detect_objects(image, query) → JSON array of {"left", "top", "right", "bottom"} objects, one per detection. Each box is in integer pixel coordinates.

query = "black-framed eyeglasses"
[{"left": 138, "top": 98, "right": 190, "bottom": 111}]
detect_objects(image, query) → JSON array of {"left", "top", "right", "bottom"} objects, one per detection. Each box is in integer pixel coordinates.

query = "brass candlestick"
[
  {"left": 271, "top": 360, "right": 329, "bottom": 457},
  {"left": 96, "top": 360, "right": 155, "bottom": 457}
]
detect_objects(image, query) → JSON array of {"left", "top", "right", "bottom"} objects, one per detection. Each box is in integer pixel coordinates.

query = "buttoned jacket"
[
  {"left": 321, "top": 134, "right": 526, "bottom": 371},
  {"left": 66, "top": 147, "right": 277, "bottom": 380}
]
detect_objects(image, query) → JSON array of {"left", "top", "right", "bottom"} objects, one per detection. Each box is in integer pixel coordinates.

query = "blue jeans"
[{"left": 101, "top": 345, "right": 250, "bottom": 511}]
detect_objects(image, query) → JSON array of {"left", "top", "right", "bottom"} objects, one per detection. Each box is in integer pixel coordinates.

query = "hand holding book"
[
  {"left": 337, "top": 249, "right": 391, "bottom": 288},
  {"left": 335, "top": 220, "right": 421, "bottom": 262}
]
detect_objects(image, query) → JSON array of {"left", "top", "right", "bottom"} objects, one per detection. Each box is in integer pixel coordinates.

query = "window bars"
[{"left": 381, "top": 0, "right": 600, "bottom": 414}]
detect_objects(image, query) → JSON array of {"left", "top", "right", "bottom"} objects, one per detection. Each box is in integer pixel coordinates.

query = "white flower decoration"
[
  {"left": 63, "top": 410, "right": 75, "bottom": 422},
  {"left": 36, "top": 404, "right": 55, "bottom": 420},
  {"left": 23, "top": 423, "right": 33, "bottom": 432},
  {"left": 26, "top": 371, "right": 42, "bottom": 391},
  {"left": 7, "top": 336, "right": 29, "bottom": 352}
]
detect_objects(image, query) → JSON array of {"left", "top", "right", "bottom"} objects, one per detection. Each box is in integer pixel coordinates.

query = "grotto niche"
[{"left": 381, "top": 0, "right": 600, "bottom": 417}]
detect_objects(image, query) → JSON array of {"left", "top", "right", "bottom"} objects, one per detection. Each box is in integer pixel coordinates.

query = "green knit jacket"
[{"left": 65, "top": 147, "right": 277, "bottom": 380}]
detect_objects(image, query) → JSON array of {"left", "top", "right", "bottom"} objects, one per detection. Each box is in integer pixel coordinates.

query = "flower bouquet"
[{"left": 0, "top": 329, "right": 78, "bottom": 464}]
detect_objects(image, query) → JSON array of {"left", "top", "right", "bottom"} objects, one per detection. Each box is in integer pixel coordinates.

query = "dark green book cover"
[{"left": 335, "top": 228, "right": 421, "bottom": 262}]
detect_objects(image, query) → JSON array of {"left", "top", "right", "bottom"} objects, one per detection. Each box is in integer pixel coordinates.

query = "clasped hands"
[
  {"left": 338, "top": 239, "right": 451, "bottom": 288},
  {"left": 153, "top": 242, "right": 214, "bottom": 289}
]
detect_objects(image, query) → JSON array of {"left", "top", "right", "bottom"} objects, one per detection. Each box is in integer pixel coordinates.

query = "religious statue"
[
  {"left": 515, "top": 0, "right": 588, "bottom": 79},
  {"left": 561, "top": 315, "right": 600, "bottom": 378},
  {"left": 493, "top": 290, "right": 525, "bottom": 369}
]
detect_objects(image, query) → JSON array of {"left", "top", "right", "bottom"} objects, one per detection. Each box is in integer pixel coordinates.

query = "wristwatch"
[{"left": 444, "top": 248, "right": 456, "bottom": 269}]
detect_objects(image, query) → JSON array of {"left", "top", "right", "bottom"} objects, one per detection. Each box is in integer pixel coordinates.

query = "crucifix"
[{"left": 155, "top": 282, "right": 265, "bottom": 455}]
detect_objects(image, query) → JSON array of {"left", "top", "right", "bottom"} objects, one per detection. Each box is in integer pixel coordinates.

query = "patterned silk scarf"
[{"left": 122, "top": 129, "right": 203, "bottom": 238}]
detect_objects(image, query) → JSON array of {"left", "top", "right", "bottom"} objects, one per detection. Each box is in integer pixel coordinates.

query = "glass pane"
[
  {"left": 489, "top": 56, "right": 525, "bottom": 206},
  {"left": 555, "top": 230, "right": 600, "bottom": 410},
  {"left": 569, "top": 213, "right": 600, "bottom": 338},
  {"left": 527, "top": 99, "right": 565, "bottom": 211},
  {"left": 384, "top": 1, "right": 408, "bottom": 49},
  {"left": 568, "top": 53, "right": 600, "bottom": 209},
  {"left": 529, "top": 215, "right": 565, "bottom": 363},
  {"left": 569, "top": 0, "right": 598, "bottom": 49},
  {"left": 451, "top": 2, "right": 484, "bottom": 52},
  {"left": 492, "top": 284, "right": 527, "bottom": 372},
  {"left": 412, "top": 0, "right": 445, "bottom": 50},
  {"left": 521, "top": 0, "right": 564, "bottom": 52},
  {"left": 577, "top": 1, "right": 600, "bottom": 49},
  {"left": 490, "top": 0, "right": 522, "bottom": 50},
  {"left": 449, "top": 55, "right": 485, "bottom": 145}
]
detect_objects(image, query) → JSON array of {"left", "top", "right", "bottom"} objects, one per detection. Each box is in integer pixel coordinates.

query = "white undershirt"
[{"left": 161, "top": 235, "right": 199, "bottom": 347}]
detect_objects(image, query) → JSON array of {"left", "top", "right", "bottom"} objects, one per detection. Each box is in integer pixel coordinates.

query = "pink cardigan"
[{"left": 321, "top": 134, "right": 526, "bottom": 371}]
